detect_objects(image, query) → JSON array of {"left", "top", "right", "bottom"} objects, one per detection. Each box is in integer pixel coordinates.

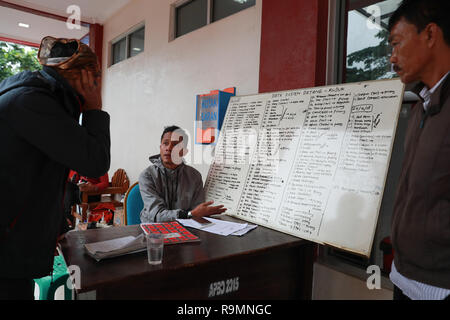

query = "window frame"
[
  {"left": 112, "top": 37, "right": 127, "bottom": 66},
  {"left": 319, "top": 0, "right": 417, "bottom": 290},
  {"left": 329, "top": 0, "right": 402, "bottom": 85},
  {"left": 110, "top": 22, "right": 145, "bottom": 67},
  {"left": 128, "top": 26, "right": 146, "bottom": 58},
  {"left": 169, "top": 0, "right": 255, "bottom": 41}
]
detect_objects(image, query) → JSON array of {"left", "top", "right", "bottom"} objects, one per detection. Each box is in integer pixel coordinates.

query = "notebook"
[{"left": 140, "top": 221, "right": 200, "bottom": 244}]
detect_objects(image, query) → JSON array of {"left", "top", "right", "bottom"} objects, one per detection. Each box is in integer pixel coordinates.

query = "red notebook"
[{"left": 140, "top": 221, "right": 200, "bottom": 244}]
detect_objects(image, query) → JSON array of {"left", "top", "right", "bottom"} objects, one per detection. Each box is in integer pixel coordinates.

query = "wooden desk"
[{"left": 60, "top": 216, "right": 315, "bottom": 300}]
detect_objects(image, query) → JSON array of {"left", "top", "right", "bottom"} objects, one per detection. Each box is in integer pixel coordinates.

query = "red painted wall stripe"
[
  {"left": 0, "top": 36, "right": 39, "bottom": 48},
  {"left": 259, "top": 0, "right": 329, "bottom": 93},
  {"left": 89, "top": 24, "right": 104, "bottom": 67}
]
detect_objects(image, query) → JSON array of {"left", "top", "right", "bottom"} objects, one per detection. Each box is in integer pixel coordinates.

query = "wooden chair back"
[
  {"left": 111, "top": 168, "right": 130, "bottom": 191},
  {"left": 73, "top": 168, "right": 130, "bottom": 223}
]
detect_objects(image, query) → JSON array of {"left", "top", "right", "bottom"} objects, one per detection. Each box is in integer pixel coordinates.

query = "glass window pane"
[
  {"left": 329, "top": 0, "right": 412, "bottom": 273},
  {"left": 112, "top": 37, "right": 126, "bottom": 65},
  {"left": 81, "top": 34, "right": 89, "bottom": 45},
  {"left": 345, "top": 0, "right": 402, "bottom": 83},
  {"left": 128, "top": 27, "right": 145, "bottom": 58},
  {"left": 212, "top": 0, "right": 255, "bottom": 22},
  {"left": 176, "top": 0, "right": 208, "bottom": 38}
]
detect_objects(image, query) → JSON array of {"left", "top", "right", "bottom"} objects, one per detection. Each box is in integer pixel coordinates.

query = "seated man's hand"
[{"left": 191, "top": 201, "right": 227, "bottom": 218}]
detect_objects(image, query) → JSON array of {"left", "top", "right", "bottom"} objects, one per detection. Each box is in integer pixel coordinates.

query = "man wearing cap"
[{"left": 0, "top": 37, "right": 110, "bottom": 299}]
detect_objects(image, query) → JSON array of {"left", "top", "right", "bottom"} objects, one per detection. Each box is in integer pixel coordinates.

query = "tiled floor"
[{"left": 313, "top": 263, "right": 393, "bottom": 300}]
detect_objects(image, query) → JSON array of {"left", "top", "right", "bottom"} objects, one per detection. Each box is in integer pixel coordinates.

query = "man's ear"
[{"left": 424, "top": 23, "right": 438, "bottom": 47}]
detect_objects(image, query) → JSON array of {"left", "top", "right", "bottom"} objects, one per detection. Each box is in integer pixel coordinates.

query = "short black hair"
[
  {"left": 388, "top": 0, "right": 450, "bottom": 45},
  {"left": 161, "top": 125, "right": 188, "bottom": 146}
]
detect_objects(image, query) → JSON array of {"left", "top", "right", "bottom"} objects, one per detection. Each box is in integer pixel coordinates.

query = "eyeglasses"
[{"left": 38, "top": 36, "right": 82, "bottom": 68}]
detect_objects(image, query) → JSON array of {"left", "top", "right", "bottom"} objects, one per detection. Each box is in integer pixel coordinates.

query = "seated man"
[{"left": 139, "top": 125, "right": 226, "bottom": 222}]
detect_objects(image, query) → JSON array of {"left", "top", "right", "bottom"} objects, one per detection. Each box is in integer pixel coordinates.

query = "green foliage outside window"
[
  {"left": 0, "top": 41, "right": 42, "bottom": 82},
  {"left": 346, "top": 29, "right": 397, "bottom": 83}
]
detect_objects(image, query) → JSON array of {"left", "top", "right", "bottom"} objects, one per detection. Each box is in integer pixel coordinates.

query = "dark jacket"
[
  {"left": 139, "top": 155, "right": 205, "bottom": 223},
  {"left": 0, "top": 67, "right": 110, "bottom": 278},
  {"left": 391, "top": 74, "right": 450, "bottom": 289}
]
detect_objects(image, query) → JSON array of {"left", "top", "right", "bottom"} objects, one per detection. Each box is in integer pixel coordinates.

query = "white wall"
[{"left": 101, "top": 0, "right": 262, "bottom": 183}]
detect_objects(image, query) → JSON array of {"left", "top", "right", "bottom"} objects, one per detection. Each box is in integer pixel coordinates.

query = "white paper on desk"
[
  {"left": 176, "top": 218, "right": 213, "bottom": 230},
  {"left": 230, "top": 224, "right": 258, "bottom": 236},
  {"left": 84, "top": 234, "right": 146, "bottom": 261},
  {"left": 177, "top": 217, "right": 250, "bottom": 236},
  {"left": 85, "top": 236, "right": 136, "bottom": 253}
]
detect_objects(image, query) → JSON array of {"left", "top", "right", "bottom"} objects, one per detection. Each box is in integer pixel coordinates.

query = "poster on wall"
[
  {"left": 195, "top": 87, "right": 236, "bottom": 145},
  {"left": 204, "top": 79, "right": 405, "bottom": 257}
]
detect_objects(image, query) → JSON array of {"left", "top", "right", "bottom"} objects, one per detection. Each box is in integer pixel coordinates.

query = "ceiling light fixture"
[{"left": 18, "top": 23, "right": 30, "bottom": 28}]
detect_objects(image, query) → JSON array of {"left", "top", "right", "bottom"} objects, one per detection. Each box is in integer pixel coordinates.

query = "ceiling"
[
  {"left": 4, "top": 0, "right": 131, "bottom": 24},
  {"left": 0, "top": 0, "right": 131, "bottom": 46}
]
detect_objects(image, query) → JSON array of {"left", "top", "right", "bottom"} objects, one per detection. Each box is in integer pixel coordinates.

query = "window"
[
  {"left": 128, "top": 27, "right": 145, "bottom": 58},
  {"left": 345, "top": 0, "right": 402, "bottom": 83},
  {"left": 172, "top": 0, "right": 256, "bottom": 39},
  {"left": 321, "top": 0, "right": 417, "bottom": 284},
  {"left": 212, "top": 0, "right": 256, "bottom": 22},
  {"left": 176, "top": 0, "right": 208, "bottom": 38},
  {"left": 111, "top": 25, "right": 145, "bottom": 66},
  {"left": 112, "top": 38, "right": 126, "bottom": 65}
]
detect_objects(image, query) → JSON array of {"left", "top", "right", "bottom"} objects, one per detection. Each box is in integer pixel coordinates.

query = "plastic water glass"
[{"left": 146, "top": 233, "right": 164, "bottom": 265}]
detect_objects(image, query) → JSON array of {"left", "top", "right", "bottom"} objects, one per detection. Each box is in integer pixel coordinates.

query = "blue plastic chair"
[
  {"left": 34, "top": 254, "right": 71, "bottom": 300},
  {"left": 124, "top": 182, "right": 143, "bottom": 225}
]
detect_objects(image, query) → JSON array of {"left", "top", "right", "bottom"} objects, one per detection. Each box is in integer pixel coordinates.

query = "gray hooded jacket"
[{"left": 139, "top": 155, "right": 205, "bottom": 222}]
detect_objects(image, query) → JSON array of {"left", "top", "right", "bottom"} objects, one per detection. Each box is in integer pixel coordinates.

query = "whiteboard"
[{"left": 204, "top": 79, "right": 405, "bottom": 257}]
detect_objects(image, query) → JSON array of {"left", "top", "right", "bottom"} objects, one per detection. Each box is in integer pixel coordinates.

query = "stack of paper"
[
  {"left": 84, "top": 234, "right": 146, "bottom": 261},
  {"left": 177, "top": 217, "right": 257, "bottom": 236}
]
